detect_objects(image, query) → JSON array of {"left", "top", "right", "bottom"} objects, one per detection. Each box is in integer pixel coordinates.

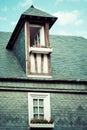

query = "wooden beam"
[
  {"left": 44, "top": 23, "right": 50, "bottom": 46},
  {"left": 48, "top": 54, "right": 51, "bottom": 75},
  {"left": 25, "top": 21, "right": 30, "bottom": 75}
]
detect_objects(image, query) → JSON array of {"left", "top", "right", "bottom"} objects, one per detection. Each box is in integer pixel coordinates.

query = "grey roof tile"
[
  {"left": 0, "top": 32, "right": 87, "bottom": 80},
  {"left": 0, "top": 32, "right": 26, "bottom": 78},
  {"left": 23, "top": 5, "right": 56, "bottom": 18},
  {"left": 50, "top": 35, "right": 87, "bottom": 80}
]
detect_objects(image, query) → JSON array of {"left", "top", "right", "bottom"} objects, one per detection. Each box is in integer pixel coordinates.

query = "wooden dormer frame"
[
  {"left": 25, "top": 21, "right": 30, "bottom": 75},
  {"left": 25, "top": 21, "right": 52, "bottom": 77},
  {"left": 44, "top": 23, "right": 50, "bottom": 47}
]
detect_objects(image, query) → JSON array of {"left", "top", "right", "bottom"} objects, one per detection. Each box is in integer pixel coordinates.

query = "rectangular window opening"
[
  {"left": 33, "top": 98, "right": 44, "bottom": 119},
  {"left": 30, "top": 24, "right": 45, "bottom": 47}
]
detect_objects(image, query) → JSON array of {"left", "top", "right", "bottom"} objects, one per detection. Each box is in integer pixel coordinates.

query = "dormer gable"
[{"left": 6, "top": 5, "right": 57, "bottom": 78}]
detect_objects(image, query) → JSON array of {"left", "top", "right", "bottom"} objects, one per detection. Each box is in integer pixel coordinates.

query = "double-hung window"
[{"left": 28, "top": 93, "right": 51, "bottom": 124}]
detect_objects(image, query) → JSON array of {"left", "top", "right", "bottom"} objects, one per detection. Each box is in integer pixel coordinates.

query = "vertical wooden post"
[
  {"left": 25, "top": 21, "right": 30, "bottom": 75},
  {"left": 48, "top": 54, "right": 51, "bottom": 75},
  {"left": 44, "top": 23, "right": 50, "bottom": 46},
  {"left": 44, "top": 23, "right": 51, "bottom": 75}
]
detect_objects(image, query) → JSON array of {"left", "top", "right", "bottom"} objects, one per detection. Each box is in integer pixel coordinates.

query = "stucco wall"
[{"left": 0, "top": 91, "right": 87, "bottom": 130}]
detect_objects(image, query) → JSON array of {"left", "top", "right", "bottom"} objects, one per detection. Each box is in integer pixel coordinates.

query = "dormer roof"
[
  {"left": 6, "top": 5, "right": 57, "bottom": 49},
  {"left": 23, "top": 5, "right": 57, "bottom": 27},
  {"left": 23, "top": 5, "right": 56, "bottom": 18}
]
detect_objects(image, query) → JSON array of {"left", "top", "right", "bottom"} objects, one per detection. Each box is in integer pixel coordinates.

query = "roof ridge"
[{"left": 23, "top": 5, "right": 56, "bottom": 18}]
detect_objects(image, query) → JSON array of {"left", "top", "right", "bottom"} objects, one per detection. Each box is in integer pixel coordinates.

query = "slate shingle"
[
  {"left": 0, "top": 32, "right": 26, "bottom": 78},
  {"left": 0, "top": 32, "right": 87, "bottom": 80},
  {"left": 50, "top": 35, "right": 87, "bottom": 80},
  {"left": 23, "top": 5, "right": 56, "bottom": 18}
]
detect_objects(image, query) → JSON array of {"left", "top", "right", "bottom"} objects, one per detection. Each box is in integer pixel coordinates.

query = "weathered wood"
[
  {"left": 44, "top": 23, "right": 50, "bottom": 46},
  {"left": 25, "top": 21, "right": 30, "bottom": 75},
  {"left": 48, "top": 54, "right": 51, "bottom": 75}
]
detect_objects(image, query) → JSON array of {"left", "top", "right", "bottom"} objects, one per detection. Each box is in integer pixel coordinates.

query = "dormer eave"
[
  {"left": 23, "top": 5, "right": 57, "bottom": 28},
  {"left": 22, "top": 14, "right": 57, "bottom": 28}
]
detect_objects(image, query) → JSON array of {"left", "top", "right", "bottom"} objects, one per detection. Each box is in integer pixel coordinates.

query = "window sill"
[
  {"left": 30, "top": 123, "right": 54, "bottom": 128},
  {"left": 29, "top": 47, "right": 53, "bottom": 54}
]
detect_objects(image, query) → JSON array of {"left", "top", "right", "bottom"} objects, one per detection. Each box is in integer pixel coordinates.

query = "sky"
[{"left": 0, "top": 0, "right": 87, "bottom": 38}]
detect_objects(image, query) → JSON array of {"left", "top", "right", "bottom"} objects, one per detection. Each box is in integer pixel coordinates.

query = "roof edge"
[
  {"left": 6, "top": 15, "right": 25, "bottom": 49},
  {"left": 0, "top": 77, "right": 87, "bottom": 84}
]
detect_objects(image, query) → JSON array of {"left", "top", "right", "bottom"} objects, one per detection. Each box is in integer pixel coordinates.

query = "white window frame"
[{"left": 28, "top": 92, "right": 51, "bottom": 124}]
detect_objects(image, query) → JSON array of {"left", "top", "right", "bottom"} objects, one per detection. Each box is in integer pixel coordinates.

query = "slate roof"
[
  {"left": 0, "top": 31, "right": 87, "bottom": 80},
  {"left": 23, "top": 5, "right": 56, "bottom": 18},
  {"left": 0, "top": 32, "right": 26, "bottom": 78},
  {"left": 50, "top": 35, "right": 87, "bottom": 80}
]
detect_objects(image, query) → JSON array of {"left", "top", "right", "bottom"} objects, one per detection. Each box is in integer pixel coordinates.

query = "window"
[
  {"left": 33, "top": 98, "right": 44, "bottom": 119},
  {"left": 30, "top": 24, "right": 45, "bottom": 47},
  {"left": 28, "top": 93, "right": 51, "bottom": 124}
]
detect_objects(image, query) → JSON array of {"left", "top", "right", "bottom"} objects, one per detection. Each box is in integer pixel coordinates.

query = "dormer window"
[
  {"left": 25, "top": 23, "right": 53, "bottom": 77},
  {"left": 30, "top": 24, "right": 45, "bottom": 47}
]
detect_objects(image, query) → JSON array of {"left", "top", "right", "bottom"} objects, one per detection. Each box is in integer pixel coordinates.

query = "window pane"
[
  {"left": 37, "top": 32, "right": 40, "bottom": 42},
  {"left": 39, "top": 107, "right": 44, "bottom": 113},
  {"left": 39, "top": 114, "right": 44, "bottom": 119},
  {"left": 34, "top": 114, "right": 38, "bottom": 119},
  {"left": 39, "top": 99, "right": 43, "bottom": 106},
  {"left": 33, "top": 107, "right": 38, "bottom": 113},
  {"left": 33, "top": 99, "right": 38, "bottom": 105}
]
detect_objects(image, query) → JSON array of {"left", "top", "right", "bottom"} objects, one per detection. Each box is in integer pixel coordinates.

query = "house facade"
[{"left": 0, "top": 5, "right": 87, "bottom": 130}]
